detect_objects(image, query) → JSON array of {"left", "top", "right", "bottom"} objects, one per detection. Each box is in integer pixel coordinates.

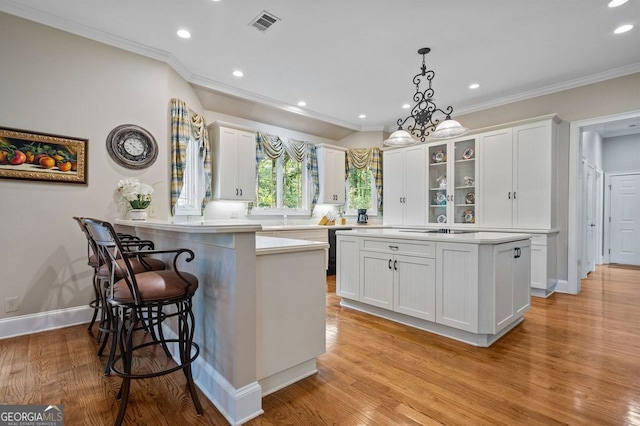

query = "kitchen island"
[
  {"left": 115, "top": 219, "right": 328, "bottom": 425},
  {"left": 336, "top": 229, "right": 532, "bottom": 347}
]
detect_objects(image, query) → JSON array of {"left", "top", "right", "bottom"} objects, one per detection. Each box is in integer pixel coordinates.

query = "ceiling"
[{"left": 1, "top": 0, "right": 639, "bottom": 140}]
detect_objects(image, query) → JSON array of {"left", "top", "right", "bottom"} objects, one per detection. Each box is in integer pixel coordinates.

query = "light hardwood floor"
[{"left": 1, "top": 264, "right": 638, "bottom": 425}]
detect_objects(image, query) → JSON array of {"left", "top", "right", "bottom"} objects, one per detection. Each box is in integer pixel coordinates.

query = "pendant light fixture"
[{"left": 383, "top": 47, "right": 468, "bottom": 146}]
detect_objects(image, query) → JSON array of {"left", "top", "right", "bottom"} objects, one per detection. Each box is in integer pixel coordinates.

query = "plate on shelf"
[
  {"left": 465, "top": 192, "right": 475, "bottom": 204},
  {"left": 463, "top": 210, "right": 475, "bottom": 223},
  {"left": 436, "top": 175, "right": 447, "bottom": 188},
  {"left": 432, "top": 149, "right": 446, "bottom": 163},
  {"left": 436, "top": 214, "right": 447, "bottom": 224},
  {"left": 435, "top": 192, "right": 447, "bottom": 205},
  {"left": 462, "top": 147, "right": 474, "bottom": 160}
]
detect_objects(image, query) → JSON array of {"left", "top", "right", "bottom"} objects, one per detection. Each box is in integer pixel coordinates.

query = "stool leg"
[
  {"left": 88, "top": 272, "right": 101, "bottom": 331},
  {"left": 179, "top": 300, "right": 203, "bottom": 415},
  {"left": 114, "top": 306, "right": 136, "bottom": 426}
]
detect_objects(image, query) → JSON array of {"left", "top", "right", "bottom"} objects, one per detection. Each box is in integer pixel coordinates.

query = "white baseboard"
[
  {"left": 0, "top": 306, "right": 93, "bottom": 340},
  {"left": 554, "top": 279, "right": 571, "bottom": 294},
  {"left": 163, "top": 326, "right": 263, "bottom": 425}
]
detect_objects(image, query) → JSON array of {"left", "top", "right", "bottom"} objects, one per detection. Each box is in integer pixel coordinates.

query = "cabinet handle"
[
  {"left": 513, "top": 191, "right": 517, "bottom": 199},
  {"left": 239, "top": 188, "right": 243, "bottom": 196},
  {"left": 236, "top": 188, "right": 239, "bottom": 196},
  {"left": 393, "top": 260, "right": 397, "bottom": 270},
  {"left": 388, "top": 259, "right": 392, "bottom": 269},
  {"left": 389, "top": 245, "right": 399, "bottom": 251},
  {"left": 514, "top": 247, "right": 521, "bottom": 258},
  {"left": 508, "top": 192, "right": 511, "bottom": 199}
]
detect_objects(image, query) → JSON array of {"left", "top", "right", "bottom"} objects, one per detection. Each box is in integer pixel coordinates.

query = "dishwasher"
[{"left": 327, "top": 228, "right": 351, "bottom": 275}]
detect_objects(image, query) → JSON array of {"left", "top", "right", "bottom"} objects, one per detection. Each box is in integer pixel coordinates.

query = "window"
[
  {"left": 174, "top": 137, "right": 207, "bottom": 215},
  {"left": 255, "top": 153, "right": 309, "bottom": 213},
  {"left": 345, "top": 168, "right": 378, "bottom": 215}
]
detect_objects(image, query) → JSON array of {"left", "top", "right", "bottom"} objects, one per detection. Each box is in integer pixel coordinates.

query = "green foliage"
[
  {"left": 256, "top": 154, "right": 303, "bottom": 209},
  {"left": 256, "top": 158, "right": 276, "bottom": 208},
  {"left": 348, "top": 168, "right": 372, "bottom": 209},
  {"left": 282, "top": 154, "right": 302, "bottom": 208}
]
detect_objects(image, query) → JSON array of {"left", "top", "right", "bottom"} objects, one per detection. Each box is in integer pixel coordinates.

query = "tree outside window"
[
  {"left": 256, "top": 153, "right": 306, "bottom": 211},
  {"left": 346, "top": 168, "right": 377, "bottom": 214}
]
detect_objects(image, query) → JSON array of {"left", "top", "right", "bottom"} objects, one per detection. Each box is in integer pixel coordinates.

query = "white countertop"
[
  {"left": 256, "top": 236, "right": 329, "bottom": 255},
  {"left": 260, "top": 224, "right": 384, "bottom": 231},
  {"left": 336, "top": 228, "right": 532, "bottom": 244},
  {"left": 115, "top": 219, "right": 262, "bottom": 233}
]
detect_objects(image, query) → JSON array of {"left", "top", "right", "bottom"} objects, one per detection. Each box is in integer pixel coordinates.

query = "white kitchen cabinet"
[
  {"left": 382, "top": 144, "right": 427, "bottom": 226},
  {"left": 336, "top": 229, "right": 532, "bottom": 346},
  {"left": 478, "top": 118, "right": 558, "bottom": 229},
  {"left": 336, "top": 234, "right": 360, "bottom": 299},
  {"left": 209, "top": 122, "right": 256, "bottom": 201},
  {"left": 359, "top": 238, "right": 436, "bottom": 319},
  {"left": 435, "top": 242, "right": 479, "bottom": 332},
  {"left": 316, "top": 145, "right": 346, "bottom": 204},
  {"left": 427, "top": 137, "right": 477, "bottom": 226}
]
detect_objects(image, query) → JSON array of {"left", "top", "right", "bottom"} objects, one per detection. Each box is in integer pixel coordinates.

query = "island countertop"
[
  {"left": 115, "top": 218, "right": 262, "bottom": 234},
  {"left": 256, "top": 236, "right": 329, "bottom": 255},
  {"left": 336, "top": 228, "right": 532, "bottom": 244}
]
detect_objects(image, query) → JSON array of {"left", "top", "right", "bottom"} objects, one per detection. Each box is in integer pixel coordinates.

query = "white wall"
[
  {"left": 338, "top": 130, "right": 385, "bottom": 148},
  {"left": 0, "top": 13, "right": 203, "bottom": 320},
  {"left": 602, "top": 134, "right": 640, "bottom": 173}
]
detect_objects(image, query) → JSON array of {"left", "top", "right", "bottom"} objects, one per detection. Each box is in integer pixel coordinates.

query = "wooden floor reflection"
[{"left": 0, "top": 265, "right": 638, "bottom": 425}]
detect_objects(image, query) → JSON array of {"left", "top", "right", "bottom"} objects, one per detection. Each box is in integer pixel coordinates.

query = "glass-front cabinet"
[{"left": 427, "top": 137, "right": 477, "bottom": 226}]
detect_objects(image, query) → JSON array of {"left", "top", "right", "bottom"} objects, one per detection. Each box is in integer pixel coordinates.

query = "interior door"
[
  {"left": 585, "top": 164, "right": 596, "bottom": 274},
  {"left": 610, "top": 174, "right": 640, "bottom": 265}
]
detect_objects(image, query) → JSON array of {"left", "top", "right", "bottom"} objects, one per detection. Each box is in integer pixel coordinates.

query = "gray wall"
[{"left": 603, "top": 134, "right": 640, "bottom": 173}]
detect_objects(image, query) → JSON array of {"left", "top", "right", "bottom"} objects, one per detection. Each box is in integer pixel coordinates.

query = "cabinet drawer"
[{"left": 361, "top": 238, "right": 435, "bottom": 257}]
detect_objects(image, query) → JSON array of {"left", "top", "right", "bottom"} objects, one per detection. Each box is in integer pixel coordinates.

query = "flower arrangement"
[{"left": 117, "top": 177, "right": 154, "bottom": 210}]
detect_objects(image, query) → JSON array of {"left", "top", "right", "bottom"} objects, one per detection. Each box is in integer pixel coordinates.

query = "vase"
[{"left": 129, "top": 209, "right": 148, "bottom": 221}]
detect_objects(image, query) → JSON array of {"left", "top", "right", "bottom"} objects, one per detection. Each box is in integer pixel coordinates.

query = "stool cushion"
[
  {"left": 88, "top": 254, "right": 99, "bottom": 268},
  {"left": 112, "top": 270, "right": 199, "bottom": 303},
  {"left": 99, "top": 257, "right": 166, "bottom": 278}
]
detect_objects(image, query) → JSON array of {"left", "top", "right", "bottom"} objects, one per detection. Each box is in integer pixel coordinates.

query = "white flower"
[{"left": 117, "top": 177, "right": 154, "bottom": 209}]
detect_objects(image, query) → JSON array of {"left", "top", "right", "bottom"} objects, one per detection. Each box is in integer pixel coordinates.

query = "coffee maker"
[{"left": 357, "top": 209, "right": 368, "bottom": 224}]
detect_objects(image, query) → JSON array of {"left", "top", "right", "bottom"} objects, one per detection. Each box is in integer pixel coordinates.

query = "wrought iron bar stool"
[
  {"left": 73, "top": 217, "right": 166, "bottom": 374},
  {"left": 82, "top": 218, "right": 203, "bottom": 426}
]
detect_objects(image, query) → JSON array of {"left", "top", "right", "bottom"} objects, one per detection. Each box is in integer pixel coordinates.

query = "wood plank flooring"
[{"left": 0, "top": 264, "right": 638, "bottom": 425}]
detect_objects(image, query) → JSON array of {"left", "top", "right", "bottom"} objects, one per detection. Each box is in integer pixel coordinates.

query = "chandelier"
[{"left": 383, "top": 47, "right": 468, "bottom": 147}]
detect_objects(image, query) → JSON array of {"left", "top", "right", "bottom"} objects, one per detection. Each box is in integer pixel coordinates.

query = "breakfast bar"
[{"left": 115, "top": 219, "right": 328, "bottom": 425}]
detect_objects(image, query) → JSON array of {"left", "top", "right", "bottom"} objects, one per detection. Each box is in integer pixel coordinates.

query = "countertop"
[
  {"left": 256, "top": 236, "right": 329, "bottom": 255},
  {"left": 336, "top": 229, "right": 532, "bottom": 244},
  {"left": 115, "top": 219, "right": 262, "bottom": 234},
  {"left": 260, "top": 224, "right": 385, "bottom": 232}
]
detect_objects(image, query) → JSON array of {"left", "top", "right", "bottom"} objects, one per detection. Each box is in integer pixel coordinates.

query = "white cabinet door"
[
  {"left": 383, "top": 145, "right": 427, "bottom": 226},
  {"left": 236, "top": 131, "right": 257, "bottom": 201},
  {"left": 530, "top": 243, "right": 547, "bottom": 289},
  {"left": 383, "top": 148, "right": 407, "bottom": 226},
  {"left": 514, "top": 243, "right": 531, "bottom": 316},
  {"left": 211, "top": 125, "right": 256, "bottom": 201},
  {"left": 404, "top": 145, "right": 428, "bottom": 226},
  {"left": 436, "top": 242, "right": 478, "bottom": 332},
  {"left": 478, "top": 128, "right": 513, "bottom": 227},
  {"left": 493, "top": 240, "right": 531, "bottom": 333},
  {"left": 360, "top": 250, "right": 394, "bottom": 309},
  {"left": 337, "top": 235, "right": 360, "bottom": 299},
  {"left": 394, "top": 254, "right": 436, "bottom": 321},
  {"left": 317, "top": 147, "right": 346, "bottom": 204},
  {"left": 513, "top": 122, "right": 552, "bottom": 229}
]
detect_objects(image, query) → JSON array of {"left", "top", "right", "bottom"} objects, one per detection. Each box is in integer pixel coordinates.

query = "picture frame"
[{"left": 0, "top": 127, "right": 88, "bottom": 184}]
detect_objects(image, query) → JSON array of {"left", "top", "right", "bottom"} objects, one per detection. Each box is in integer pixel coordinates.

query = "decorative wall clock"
[{"left": 106, "top": 124, "right": 158, "bottom": 169}]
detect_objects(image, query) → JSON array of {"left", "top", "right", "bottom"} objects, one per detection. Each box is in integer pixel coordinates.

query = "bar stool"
[
  {"left": 82, "top": 218, "right": 203, "bottom": 425},
  {"left": 73, "top": 217, "right": 166, "bottom": 374}
]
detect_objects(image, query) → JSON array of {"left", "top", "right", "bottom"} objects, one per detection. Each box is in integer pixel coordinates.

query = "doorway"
[
  {"left": 567, "top": 110, "right": 640, "bottom": 294},
  {"left": 606, "top": 172, "right": 640, "bottom": 266}
]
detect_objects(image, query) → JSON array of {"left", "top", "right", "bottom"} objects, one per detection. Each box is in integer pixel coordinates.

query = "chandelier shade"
[{"left": 383, "top": 47, "right": 468, "bottom": 147}]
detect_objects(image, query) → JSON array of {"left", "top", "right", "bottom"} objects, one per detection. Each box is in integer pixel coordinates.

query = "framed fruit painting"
[{"left": 0, "top": 127, "right": 88, "bottom": 184}]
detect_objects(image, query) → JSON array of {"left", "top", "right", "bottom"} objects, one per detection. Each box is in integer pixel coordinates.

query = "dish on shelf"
[
  {"left": 436, "top": 175, "right": 447, "bottom": 188},
  {"left": 432, "top": 149, "right": 446, "bottom": 163},
  {"left": 436, "top": 214, "right": 447, "bottom": 224},
  {"left": 463, "top": 209, "right": 475, "bottom": 223},
  {"left": 463, "top": 176, "right": 475, "bottom": 186},
  {"left": 435, "top": 192, "right": 447, "bottom": 205},
  {"left": 465, "top": 192, "right": 475, "bottom": 204},
  {"left": 462, "top": 147, "right": 474, "bottom": 160}
]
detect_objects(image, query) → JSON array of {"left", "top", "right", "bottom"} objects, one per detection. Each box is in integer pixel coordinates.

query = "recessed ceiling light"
[
  {"left": 402, "top": 104, "right": 411, "bottom": 109},
  {"left": 297, "top": 101, "right": 306, "bottom": 107},
  {"left": 469, "top": 83, "right": 480, "bottom": 89},
  {"left": 359, "top": 114, "right": 366, "bottom": 119},
  {"left": 608, "top": 0, "right": 628, "bottom": 7},
  {"left": 176, "top": 29, "right": 191, "bottom": 39},
  {"left": 232, "top": 70, "right": 244, "bottom": 77},
  {"left": 614, "top": 24, "right": 633, "bottom": 34}
]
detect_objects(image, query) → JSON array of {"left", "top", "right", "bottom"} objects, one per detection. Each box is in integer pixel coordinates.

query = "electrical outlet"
[
  {"left": 5, "top": 297, "right": 19, "bottom": 313},
  {"left": 148, "top": 205, "right": 157, "bottom": 218}
]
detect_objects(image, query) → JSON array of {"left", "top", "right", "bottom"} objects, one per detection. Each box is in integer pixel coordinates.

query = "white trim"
[
  {"left": 603, "top": 170, "right": 640, "bottom": 265},
  {"left": 0, "top": 306, "right": 93, "bottom": 340},
  {"left": 568, "top": 110, "right": 640, "bottom": 295},
  {"left": 555, "top": 279, "right": 570, "bottom": 294}
]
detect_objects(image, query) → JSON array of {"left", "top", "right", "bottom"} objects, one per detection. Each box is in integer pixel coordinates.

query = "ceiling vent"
[{"left": 249, "top": 11, "right": 280, "bottom": 32}]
